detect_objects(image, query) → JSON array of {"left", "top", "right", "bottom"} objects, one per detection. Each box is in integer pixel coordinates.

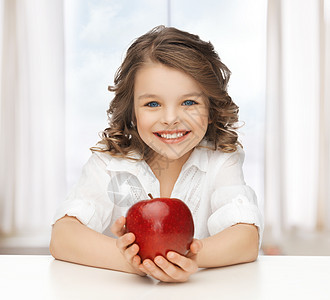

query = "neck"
[{"left": 146, "top": 149, "right": 193, "bottom": 179}]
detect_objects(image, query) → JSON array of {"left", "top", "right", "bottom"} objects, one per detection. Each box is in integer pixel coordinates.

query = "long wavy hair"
[{"left": 91, "top": 25, "right": 241, "bottom": 160}]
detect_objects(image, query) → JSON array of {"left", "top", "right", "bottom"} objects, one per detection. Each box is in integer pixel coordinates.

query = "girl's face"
[{"left": 134, "top": 62, "right": 209, "bottom": 162}]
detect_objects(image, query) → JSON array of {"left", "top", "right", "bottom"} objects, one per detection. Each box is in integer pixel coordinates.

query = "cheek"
[
  {"left": 201, "top": 113, "right": 210, "bottom": 128},
  {"left": 190, "top": 107, "right": 209, "bottom": 131},
  {"left": 135, "top": 111, "right": 154, "bottom": 137}
]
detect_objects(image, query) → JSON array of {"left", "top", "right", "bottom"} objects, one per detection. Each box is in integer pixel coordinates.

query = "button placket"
[{"left": 137, "top": 161, "right": 160, "bottom": 199}]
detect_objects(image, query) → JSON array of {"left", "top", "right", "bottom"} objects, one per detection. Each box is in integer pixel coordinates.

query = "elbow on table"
[
  {"left": 49, "top": 215, "right": 82, "bottom": 259},
  {"left": 49, "top": 225, "right": 61, "bottom": 259},
  {"left": 49, "top": 240, "right": 56, "bottom": 259},
  {"left": 238, "top": 245, "right": 259, "bottom": 265},
  {"left": 238, "top": 224, "right": 260, "bottom": 264},
  {"left": 49, "top": 216, "right": 71, "bottom": 260},
  {"left": 246, "top": 246, "right": 259, "bottom": 263},
  {"left": 244, "top": 230, "right": 260, "bottom": 263}
]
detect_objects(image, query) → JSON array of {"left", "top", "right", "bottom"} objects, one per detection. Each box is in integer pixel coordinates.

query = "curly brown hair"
[{"left": 91, "top": 25, "right": 241, "bottom": 160}]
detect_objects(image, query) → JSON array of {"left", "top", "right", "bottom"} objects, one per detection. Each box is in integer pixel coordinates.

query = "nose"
[{"left": 161, "top": 107, "right": 180, "bottom": 127}]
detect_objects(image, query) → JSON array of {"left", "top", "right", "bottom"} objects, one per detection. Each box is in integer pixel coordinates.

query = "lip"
[{"left": 153, "top": 130, "right": 191, "bottom": 144}]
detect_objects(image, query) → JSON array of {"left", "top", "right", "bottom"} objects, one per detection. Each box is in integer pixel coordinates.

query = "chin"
[{"left": 152, "top": 144, "right": 194, "bottom": 162}]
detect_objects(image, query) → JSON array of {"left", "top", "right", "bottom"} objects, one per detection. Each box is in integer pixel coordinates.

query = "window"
[{"left": 64, "top": 0, "right": 267, "bottom": 211}]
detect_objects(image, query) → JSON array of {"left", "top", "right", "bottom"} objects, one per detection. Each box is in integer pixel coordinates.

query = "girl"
[{"left": 50, "top": 25, "right": 263, "bottom": 283}]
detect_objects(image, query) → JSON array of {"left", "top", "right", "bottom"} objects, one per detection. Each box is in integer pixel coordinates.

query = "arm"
[
  {"left": 200, "top": 148, "right": 263, "bottom": 267},
  {"left": 138, "top": 223, "right": 258, "bottom": 282},
  {"left": 49, "top": 215, "right": 145, "bottom": 275},
  {"left": 140, "top": 150, "right": 262, "bottom": 281},
  {"left": 196, "top": 223, "right": 259, "bottom": 268}
]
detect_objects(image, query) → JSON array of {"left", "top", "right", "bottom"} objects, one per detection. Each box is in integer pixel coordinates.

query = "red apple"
[{"left": 125, "top": 197, "right": 194, "bottom": 261}]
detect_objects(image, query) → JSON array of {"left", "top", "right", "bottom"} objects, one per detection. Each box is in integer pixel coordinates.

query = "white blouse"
[{"left": 52, "top": 141, "right": 264, "bottom": 248}]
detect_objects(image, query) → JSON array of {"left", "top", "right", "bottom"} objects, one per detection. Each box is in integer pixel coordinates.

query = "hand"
[
  {"left": 110, "top": 216, "right": 146, "bottom": 276},
  {"left": 138, "top": 239, "right": 203, "bottom": 282}
]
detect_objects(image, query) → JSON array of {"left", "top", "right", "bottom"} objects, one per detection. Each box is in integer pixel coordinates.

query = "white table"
[{"left": 0, "top": 255, "right": 329, "bottom": 300}]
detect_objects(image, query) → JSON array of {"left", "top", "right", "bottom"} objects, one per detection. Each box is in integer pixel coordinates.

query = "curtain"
[
  {"left": 265, "top": 0, "right": 330, "bottom": 243},
  {"left": 0, "top": 0, "right": 66, "bottom": 240}
]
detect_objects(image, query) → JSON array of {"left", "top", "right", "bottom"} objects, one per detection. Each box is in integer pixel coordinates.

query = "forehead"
[{"left": 134, "top": 62, "right": 203, "bottom": 97}]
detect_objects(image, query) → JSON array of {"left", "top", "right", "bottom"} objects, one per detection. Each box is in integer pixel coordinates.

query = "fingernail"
[
  {"left": 155, "top": 257, "right": 162, "bottom": 264},
  {"left": 168, "top": 252, "right": 175, "bottom": 259}
]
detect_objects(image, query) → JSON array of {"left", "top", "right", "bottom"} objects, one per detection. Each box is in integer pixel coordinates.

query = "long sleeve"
[
  {"left": 52, "top": 152, "right": 114, "bottom": 233},
  {"left": 207, "top": 148, "right": 264, "bottom": 248}
]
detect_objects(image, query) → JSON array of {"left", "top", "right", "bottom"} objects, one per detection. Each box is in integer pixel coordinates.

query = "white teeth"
[{"left": 160, "top": 132, "right": 185, "bottom": 139}]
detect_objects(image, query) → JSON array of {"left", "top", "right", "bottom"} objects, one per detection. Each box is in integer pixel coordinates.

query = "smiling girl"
[{"left": 50, "top": 26, "right": 264, "bottom": 283}]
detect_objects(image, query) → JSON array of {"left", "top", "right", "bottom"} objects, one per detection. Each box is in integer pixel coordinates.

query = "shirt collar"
[
  {"left": 105, "top": 152, "right": 144, "bottom": 176},
  {"left": 105, "top": 139, "right": 212, "bottom": 175},
  {"left": 181, "top": 139, "right": 210, "bottom": 173}
]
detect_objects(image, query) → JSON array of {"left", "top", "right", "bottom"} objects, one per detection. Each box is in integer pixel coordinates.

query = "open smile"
[{"left": 153, "top": 130, "right": 191, "bottom": 144}]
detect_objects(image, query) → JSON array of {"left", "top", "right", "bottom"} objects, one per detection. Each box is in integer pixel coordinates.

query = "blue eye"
[
  {"left": 146, "top": 101, "right": 160, "bottom": 107},
  {"left": 182, "top": 100, "right": 197, "bottom": 106}
]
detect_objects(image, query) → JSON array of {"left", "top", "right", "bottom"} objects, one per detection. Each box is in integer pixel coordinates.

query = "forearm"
[
  {"left": 196, "top": 223, "right": 259, "bottom": 268},
  {"left": 49, "top": 216, "right": 135, "bottom": 274}
]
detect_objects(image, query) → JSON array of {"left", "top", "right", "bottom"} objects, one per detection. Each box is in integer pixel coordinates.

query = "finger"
[
  {"left": 132, "top": 254, "right": 142, "bottom": 268},
  {"left": 138, "top": 263, "right": 149, "bottom": 275},
  {"left": 123, "top": 243, "right": 139, "bottom": 262},
  {"left": 167, "top": 251, "right": 197, "bottom": 274},
  {"left": 154, "top": 255, "right": 188, "bottom": 282},
  {"left": 116, "top": 232, "right": 135, "bottom": 252},
  {"left": 143, "top": 259, "right": 173, "bottom": 282},
  {"left": 189, "top": 239, "right": 203, "bottom": 254},
  {"left": 132, "top": 255, "right": 147, "bottom": 276},
  {"left": 110, "top": 216, "right": 126, "bottom": 237}
]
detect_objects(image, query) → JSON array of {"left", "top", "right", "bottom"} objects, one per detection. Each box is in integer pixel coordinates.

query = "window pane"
[
  {"left": 171, "top": 0, "right": 267, "bottom": 208},
  {"left": 64, "top": 0, "right": 167, "bottom": 188},
  {"left": 64, "top": 0, "right": 267, "bottom": 211}
]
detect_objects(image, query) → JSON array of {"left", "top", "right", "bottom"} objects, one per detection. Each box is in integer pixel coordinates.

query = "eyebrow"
[{"left": 137, "top": 92, "right": 204, "bottom": 101}]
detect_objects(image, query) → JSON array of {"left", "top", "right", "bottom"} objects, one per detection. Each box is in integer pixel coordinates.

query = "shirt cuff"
[
  {"left": 207, "top": 195, "right": 264, "bottom": 249},
  {"left": 51, "top": 199, "right": 102, "bottom": 232}
]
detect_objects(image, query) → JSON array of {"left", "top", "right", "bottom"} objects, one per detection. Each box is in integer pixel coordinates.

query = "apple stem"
[{"left": 148, "top": 193, "right": 154, "bottom": 199}]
